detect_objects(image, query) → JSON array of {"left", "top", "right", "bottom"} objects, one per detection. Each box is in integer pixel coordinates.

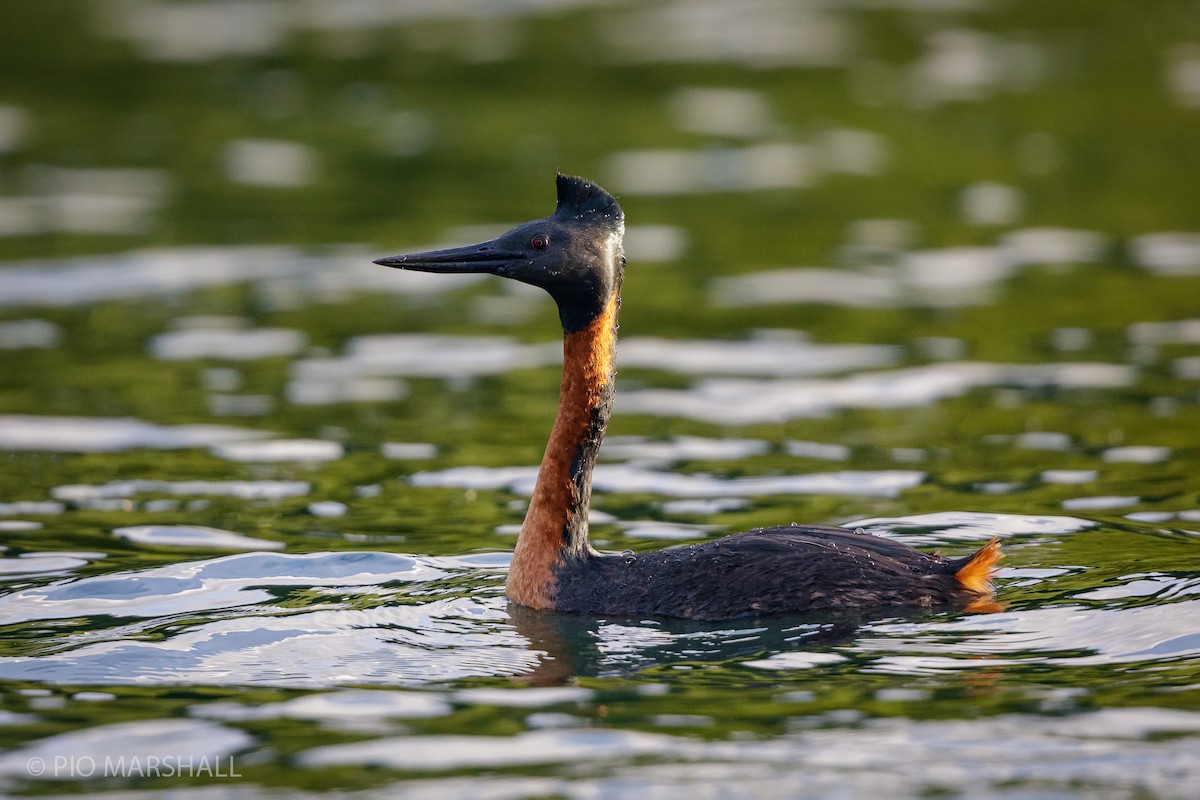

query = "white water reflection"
[
  {"left": 0, "top": 549, "right": 544, "bottom": 687},
  {"left": 52, "top": 479, "right": 310, "bottom": 502},
  {"left": 0, "top": 512, "right": 1192, "bottom": 737},
  {"left": 608, "top": 144, "right": 816, "bottom": 195},
  {"left": 0, "top": 415, "right": 270, "bottom": 453},
  {"left": 0, "top": 245, "right": 483, "bottom": 310},
  {"left": 1062, "top": 496, "right": 1139, "bottom": 511},
  {"left": 850, "top": 511, "right": 1095, "bottom": 545},
  {"left": 223, "top": 139, "right": 317, "bottom": 188},
  {"left": 0, "top": 719, "right": 250, "bottom": 778},
  {"left": 712, "top": 245, "right": 1016, "bottom": 308},
  {"left": 381, "top": 442, "right": 438, "bottom": 460},
  {"left": 101, "top": 0, "right": 290, "bottom": 61},
  {"left": 211, "top": 438, "right": 343, "bottom": 463},
  {"left": 303, "top": 727, "right": 672, "bottom": 771},
  {"left": 601, "top": 1, "right": 851, "bottom": 68},
  {"left": 283, "top": 331, "right": 909, "bottom": 398},
  {"left": 1174, "top": 356, "right": 1200, "bottom": 379},
  {"left": 308, "top": 500, "right": 348, "bottom": 518},
  {"left": 599, "top": 435, "right": 769, "bottom": 465},
  {"left": 743, "top": 651, "right": 847, "bottom": 671},
  {"left": 1102, "top": 445, "right": 1171, "bottom": 464},
  {"left": 611, "top": 130, "right": 888, "bottom": 197},
  {"left": 910, "top": 29, "right": 1034, "bottom": 106},
  {"left": 1000, "top": 227, "right": 1108, "bottom": 265},
  {"left": 208, "top": 393, "right": 276, "bottom": 416},
  {"left": 822, "top": 128, "right": 890, "bottom": 176},
  {"left": 1041, "top": 469, "right": 1098, "bottom": 485},
  {"left": 285, "top": 707, "right": 1200, "bottom": 800},
  {"left": 0, "top": 104, "right": 30, "bottom": 153},
  {"left": 0, "top": 520, "right": 41, "bottom": 531},
  {"left": 9, "top": 166, "right": 171, "bottom": 236},
  {"left": 0, "top": 501, "right": 65, "bottom": 516},
  {"left": 670, "top": 87, "right": 771, "bottom": 138},
  {"left": 618, "top": 361, "right": 1134, "bottom": 425},
  {"left": 1015, "top": 431, "right": 1072, "bottom": 451},
  {"left": 288, "top": 376, "right": 408, "bottom": 406},
  {"left": 0, "top": 553, "right": 94, "bottom": 578},
  {"left": 860, "top": 599, "right": 1200, "bottom": 672},
  {"left": 0, "top": 595, "right": 530, "bottom": 688},
  {"left": 960, "top": 181, "right": 1023, "bottom": 226},
  {"left": 454, "top": 686, "right": 594, "bottom": 708},
  {"left": 618, "top": 521, "right": 715, "bottom": 541},
  {"left": 715, "top": 229, "right": 1109, "bottom": 310},
  {"left": 620, "top": 334, "right": 899, "bottom": 376},
  {"left": 903, "top": 246, "right": 1014, "bottom": 305},
  {"left": 0, "top": 551, "right": 418, "bottom": 620},
  {"left": 660, "top": 498, "right": 748, "bottom": 515},
  {"left": 624, "top": 224, "right": 689, "bottom": 262},
  {"left": 1126, "top": 511, "right": 1176, "bottom": 523},
  {"left": 1166, "top": 42, "right": 1200, "bottom": 108},
  {"left": 0, "top": 319, "right": 59, "bottom": 349},
  {"left": 784, "top": 440, "right": 850, "bottom": 461},
  {"left": 99, "top": 0, "right": 615, "bottom": 62},
  {"left": 413, "top": 464, "right": 924, "bottom": 499},
  {"left": 1128, "top": 317, "right": 1200, "bottom": 346},
  {"left": 152, "top": 327, "right": 307, "bottom": 361},
  {"left": 194, "top": 689, "right": 451, "bottom": 724},
  {"left": 0, "top": 720, "right": 1076, "bottom": 800},
  {"left": 714, "top": 267, "right": 900, "bottom": 308},
  {"left": 0, "top": 247, "right": 292, "bottom": 307},
  {"left": 1051, "top": 326, "right": 1093, "bottom": 352},
  {"left": 113, "top": 525, "right": 283, "bottom": 551},
  {"left": 1131, "top": 232, "right": 1200, "bottom": 275},
  {"left": 334, "top": 334, "right": 554, "bottom": 377},
  {"left": 1079, "top": 572, "right": 1200, "bottom": 601}
]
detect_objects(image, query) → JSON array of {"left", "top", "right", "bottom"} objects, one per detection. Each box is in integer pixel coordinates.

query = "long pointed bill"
[{"left": 373, "top": 239, "right": 523, "bottom": 275}]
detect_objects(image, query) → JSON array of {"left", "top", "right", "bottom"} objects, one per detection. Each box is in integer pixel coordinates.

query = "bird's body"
[
  {"left": 376, "top": 174, "right": 1002, "bottom": 621},
  {"left": 554, "top": 526, "right": 1000, "bottom": 620}
]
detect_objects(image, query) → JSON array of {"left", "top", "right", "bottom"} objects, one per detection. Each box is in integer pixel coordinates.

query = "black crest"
[{"left": 554, "top": 174, "right": 623, "bottom": 228}]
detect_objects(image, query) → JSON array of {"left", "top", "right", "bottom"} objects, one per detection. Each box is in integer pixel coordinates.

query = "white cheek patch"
[{"left": 603, "top": 226, "right": 625, "bottom": 265}]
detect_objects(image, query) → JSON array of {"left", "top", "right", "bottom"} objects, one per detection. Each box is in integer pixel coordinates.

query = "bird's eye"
[{"left": 531, "top": 234, "right": 549, "bottom": 250}]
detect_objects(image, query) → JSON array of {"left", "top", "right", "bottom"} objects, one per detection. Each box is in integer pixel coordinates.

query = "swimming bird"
[{"left": 375, "top": 174, "right": 1002, "bottom": 621}]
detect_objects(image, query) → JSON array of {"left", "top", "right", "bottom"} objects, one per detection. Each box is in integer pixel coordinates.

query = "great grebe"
[{"left": 375, "top": 174, "right": 1001, "bottom": 620}]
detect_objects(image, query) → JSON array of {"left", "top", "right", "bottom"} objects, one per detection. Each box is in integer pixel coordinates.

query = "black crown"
[{"left": 554, "top": 174, "right": 623, "bottom": 227}]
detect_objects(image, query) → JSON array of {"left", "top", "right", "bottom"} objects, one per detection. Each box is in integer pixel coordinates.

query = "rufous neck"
[{"left": 505, "top": 291, "right": 619, "bottom": 609}]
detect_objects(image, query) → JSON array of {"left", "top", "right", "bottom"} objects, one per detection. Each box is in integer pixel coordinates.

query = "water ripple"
[
  {"left": 112, "top": 525, "right": 284, "bottom": 551},
  {"left": 858, "top": 600, "right": 1200, "bottom": 672},
  {"left": 0, "top": 719, "right": 249, "bottom": 778},
  {"left": 413, "top": 463, "right": 925, "bottom": 498},
  {"left": 0, "top": 415, "right": 270, "bottom": 453},
  {"left": 619, "top": 361, "right": 1135, "bottom": 424}
]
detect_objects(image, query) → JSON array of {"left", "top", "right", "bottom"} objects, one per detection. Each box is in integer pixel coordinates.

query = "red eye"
[{"left": 531, "top": 234, "right": 549, "bottom": 250}]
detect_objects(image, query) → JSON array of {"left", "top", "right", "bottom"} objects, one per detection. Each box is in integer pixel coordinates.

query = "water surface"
[{"left": 2, "top": 1, "right": 1200, "bottom": 798}]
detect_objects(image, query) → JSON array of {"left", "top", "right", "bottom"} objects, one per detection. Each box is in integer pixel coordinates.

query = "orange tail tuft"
[{"left": 954, "top": 537, "right": 1003, "bottom": 596}]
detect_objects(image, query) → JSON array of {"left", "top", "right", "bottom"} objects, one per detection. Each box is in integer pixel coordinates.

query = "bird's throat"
[{"left": 506, "top": 291, "right": 619, "bottom": 609}]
